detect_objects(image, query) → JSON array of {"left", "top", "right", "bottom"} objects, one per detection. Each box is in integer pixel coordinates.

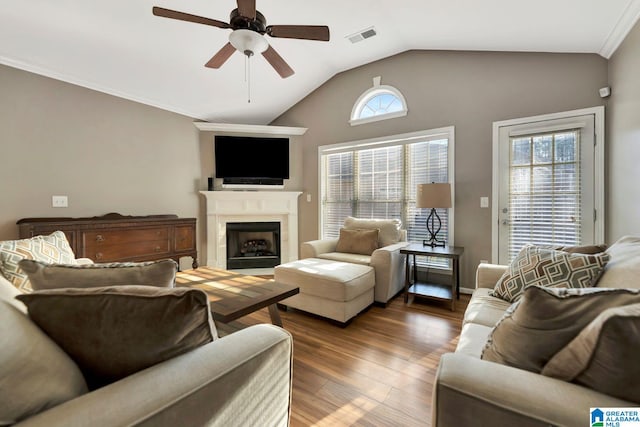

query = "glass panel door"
[{"left": 497, "top": 114, "right": 595, "bottom": 264}]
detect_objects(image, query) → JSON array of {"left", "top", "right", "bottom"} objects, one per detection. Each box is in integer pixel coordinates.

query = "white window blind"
[
  {"left": 508, "top": 130, "right": 581, "bottom": 260},
  {"left": 320, "top": 128, "right": 454, "bottom": 267}
]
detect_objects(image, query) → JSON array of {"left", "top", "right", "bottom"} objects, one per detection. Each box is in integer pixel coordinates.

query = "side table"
[{"left": 400, "top": 243, "right": 464, "bottom": 311}]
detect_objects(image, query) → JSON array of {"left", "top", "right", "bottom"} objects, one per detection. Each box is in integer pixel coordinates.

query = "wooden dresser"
[{"left": 17, "top": 213, "right": 198, "bottom": 269}]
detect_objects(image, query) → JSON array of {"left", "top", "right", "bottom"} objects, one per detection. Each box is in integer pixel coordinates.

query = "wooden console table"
[{"left": 17, "top": 213, "right": 197, "bottom": 268}]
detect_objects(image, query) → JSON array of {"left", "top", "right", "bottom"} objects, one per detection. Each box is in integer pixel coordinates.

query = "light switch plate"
[{"left": 480, "top": 196, "right": 489, "bottom": 208}]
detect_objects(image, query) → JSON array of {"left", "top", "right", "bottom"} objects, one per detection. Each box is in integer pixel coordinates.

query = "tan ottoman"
[{"left": 275, "top": 258, "right": 375, "bottom": 325}]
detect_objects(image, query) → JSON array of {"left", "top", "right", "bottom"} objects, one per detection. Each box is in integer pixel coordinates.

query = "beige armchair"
[{"left": 301, "top": 217, "right": 408, "bottom": 304}]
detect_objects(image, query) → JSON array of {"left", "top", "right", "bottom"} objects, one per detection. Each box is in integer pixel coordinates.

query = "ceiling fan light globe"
[{"left": 229, "top": 29, "right": 268, "bottom": 54}]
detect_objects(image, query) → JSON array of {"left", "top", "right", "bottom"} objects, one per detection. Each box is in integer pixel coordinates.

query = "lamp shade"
[
  {"left": 229, "top": 29, "right": 269, "bottom": 55},
  {"left": 416, "top": 183, "right": 452, "bottom": 208}
]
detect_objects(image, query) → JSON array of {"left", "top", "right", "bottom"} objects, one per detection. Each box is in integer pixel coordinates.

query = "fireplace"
[
  {"left": 226, "top": 222, "right": 281, "bottom": 269},
  {"left": 200, "top": 190, "right": 302, "bottom": 273}
]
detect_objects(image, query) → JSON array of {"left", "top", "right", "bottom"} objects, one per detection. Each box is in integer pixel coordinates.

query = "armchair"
[{"left": 301, "top": 217, "right": 408, "bottom": 304}]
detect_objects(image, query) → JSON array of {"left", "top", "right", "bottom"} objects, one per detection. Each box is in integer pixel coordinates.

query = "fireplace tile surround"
[{"left": 200, "top": 191, "right": 302, "bottom": 273}]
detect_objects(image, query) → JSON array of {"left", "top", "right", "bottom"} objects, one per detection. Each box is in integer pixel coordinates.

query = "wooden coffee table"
[{"left": 175, "top": 266, "right": 299, "bottom": 327}]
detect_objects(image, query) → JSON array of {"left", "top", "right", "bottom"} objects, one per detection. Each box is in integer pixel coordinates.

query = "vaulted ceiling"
[{"left": 1, "top": 0, "right": 639, "bottom": 124}]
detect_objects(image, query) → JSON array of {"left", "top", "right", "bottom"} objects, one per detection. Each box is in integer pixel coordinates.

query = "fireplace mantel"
[{"left": 200, "top": 191, "right": 302, "bottom": 272}]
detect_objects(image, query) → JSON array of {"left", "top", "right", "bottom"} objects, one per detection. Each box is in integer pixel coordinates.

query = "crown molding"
[
  {"left": 599, "top": 0, "right": 640, "bottom": 58},
  {"left": 193, "top": 122, "right": 307, "bottom": 135}
]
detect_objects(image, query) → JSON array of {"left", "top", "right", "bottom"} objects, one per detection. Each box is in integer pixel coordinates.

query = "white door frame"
[{"left": 491, "top": 106, "right": 605, "bottom": 264}]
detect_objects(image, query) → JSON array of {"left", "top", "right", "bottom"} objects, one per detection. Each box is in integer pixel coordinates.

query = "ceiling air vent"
[{"left": 346, "top": 26, "right": 377, "bottom": 44}]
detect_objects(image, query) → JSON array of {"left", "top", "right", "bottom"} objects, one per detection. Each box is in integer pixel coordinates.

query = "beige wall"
[
  {"left": 271, "top": 50, "right": 608, "bottom": 288},
  {"left": 1, "top": 46, "right": 620, "bottom": 287},
  {"left": 607, "top": 20, "right": 640, "bottom": 241},
  {"left": 0, "top": 64, "right": 203, "bottom": 269}
]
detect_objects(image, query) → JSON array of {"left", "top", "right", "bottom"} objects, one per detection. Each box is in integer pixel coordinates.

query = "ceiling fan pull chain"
[{"left": 247, "top": 54, "right": 251, "bottom": 103}]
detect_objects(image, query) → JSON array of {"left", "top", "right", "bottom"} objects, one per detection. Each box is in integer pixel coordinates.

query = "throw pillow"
[
  {"left": 19, "top": 258, "right": 177, "bottom": 290},
  {"left": 0, "top": 231, "right": 76, "bottom": 292},
  {"left": 490, "top": 245, "right": 610, "bottom": 302},
  {"left": 343, "top": 217, "right": 402, "bottom": 247},
  {"left": 481, "top": 285, "right": 640, "bottom": 373},
  {"left": 541, "top": 303, "right": 640, "bottom": 403},
  {"left": 552, "top": 244, "right": 608, "bottom": 254},
  {"left": 0, "top": 297, "right": 87, "bottom": 424},
  {"left": 17, "top": 285, "right": 216, "bottom": 390},
  {"left": 335, "top": 228, "right": 379, "bottom": 256},
  {"left": 597, "top": 235, "right": 640, "bottom": 289}
]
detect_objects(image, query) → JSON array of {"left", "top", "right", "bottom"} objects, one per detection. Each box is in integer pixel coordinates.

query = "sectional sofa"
[
  {"left": 432, "top": 236, "right": 640, "bottom": 427},
  {"left": 0, "top": 273, "right": 293, "bottom": 426}
]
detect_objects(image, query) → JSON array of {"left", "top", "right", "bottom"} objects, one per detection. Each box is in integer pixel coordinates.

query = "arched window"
[{"left": 349, "top": 76, "right": 408, "bottom": 126}]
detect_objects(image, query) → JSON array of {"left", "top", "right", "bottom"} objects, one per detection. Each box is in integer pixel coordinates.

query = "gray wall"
[
  {"left": 271, "top": 50, "right": 608, "bottom": 288},
  {"left": 2, "top": 45, "right": 624, "bottom": 288},
  {"left": 0, "top": 64, "right": 203, "bottom": 269},
  {"left": 0, "top": 62, "right": 310, "bottom": 267},
  {"left": 607, "top": 19, "right": 640, "bottom": 240}
]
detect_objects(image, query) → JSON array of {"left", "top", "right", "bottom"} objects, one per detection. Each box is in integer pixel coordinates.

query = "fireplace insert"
[{"left": 226, "top": 222, "right": 281, "bottom": 269}]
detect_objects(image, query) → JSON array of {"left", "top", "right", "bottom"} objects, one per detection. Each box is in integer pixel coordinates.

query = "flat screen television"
[{"left": 214, "top": 135, "right": 290, "bottom": 185}]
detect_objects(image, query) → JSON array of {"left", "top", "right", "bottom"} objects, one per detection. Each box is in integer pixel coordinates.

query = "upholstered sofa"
[
  {"left": 0, "top": 272, "right": 293, "bottom": 427},
  {"left": 432, "top": 236, "right": 640, "bottom": 427},
  {"left": 300, "top": 217, "right": 408, "bottom": 304}
]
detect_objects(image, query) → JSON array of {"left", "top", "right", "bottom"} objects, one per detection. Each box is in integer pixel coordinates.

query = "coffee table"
[{"left": 175, "top": 266, "right": 299, "bottom": 327}]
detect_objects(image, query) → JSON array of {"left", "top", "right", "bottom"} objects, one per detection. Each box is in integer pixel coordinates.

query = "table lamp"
[{"left": 416, "top": 183, "right": 451, "bottom": 247}]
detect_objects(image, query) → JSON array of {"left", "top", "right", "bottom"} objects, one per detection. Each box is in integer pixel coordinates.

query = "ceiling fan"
[{"left": 153, "top": 0, "right": 330, "bottom": 78}]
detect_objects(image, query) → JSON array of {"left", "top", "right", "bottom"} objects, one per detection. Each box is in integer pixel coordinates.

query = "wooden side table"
[{"left": 400, "top": 243, "right": 464, "bottom": 311}]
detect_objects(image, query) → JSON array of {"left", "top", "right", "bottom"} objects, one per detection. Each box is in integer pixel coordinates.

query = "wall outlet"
[
  {"left": 306, "top": 193, "right": 312, "bottom": 202},
  {"left": 52, "top": 195, "right": 68, "bottom": 208},
  {"left": 480, "top": 196, "right": 489, "bottom": 208}
]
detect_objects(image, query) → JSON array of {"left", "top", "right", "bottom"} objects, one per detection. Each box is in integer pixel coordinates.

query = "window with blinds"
[
  {"left": 508, "top": 130, "right": 581, "bottom": 260},
  {"left": 320, "top": 128, "right": 454, "bottom": 267}
]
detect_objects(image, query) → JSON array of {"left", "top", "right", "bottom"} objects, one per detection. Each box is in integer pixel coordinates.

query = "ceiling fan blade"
[
  {"left": 236, "top": 0, "right": 256, "bottom": 20},
  {"left": 266, "top": 25, "right": 330, "bottom": 41},
  {"left": 205, "top": 43, "right": 236, "bottom": 69},
  {"left": 262, "top": 45, "right": 294, "bottom": 78},
  {"left": 152, "top": 6, "right": 230, "bottom": 29}
]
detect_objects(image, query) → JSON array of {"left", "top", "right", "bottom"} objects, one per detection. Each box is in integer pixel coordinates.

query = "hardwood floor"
[{"left": 227, "top": 291, "right": 470, "bottom": 427}]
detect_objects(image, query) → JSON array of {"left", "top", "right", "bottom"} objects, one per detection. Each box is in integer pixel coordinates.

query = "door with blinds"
[{"left": 495, "top": 112, "right": 600, "bottom": 264}]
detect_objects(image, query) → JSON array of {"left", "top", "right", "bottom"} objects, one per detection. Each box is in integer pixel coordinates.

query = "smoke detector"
[{"left": 346, "top": 26, "right": 377, "bottom": 44}]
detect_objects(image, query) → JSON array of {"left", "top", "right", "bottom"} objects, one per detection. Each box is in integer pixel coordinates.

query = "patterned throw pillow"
[
  {"left": 0, "top": 231, "right": 77, "bottom": 292},
  {"left": 490, "top": 245, "right": 610, "bottom": 302}
]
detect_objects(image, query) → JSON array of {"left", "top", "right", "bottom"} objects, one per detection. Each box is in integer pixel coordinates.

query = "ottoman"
[{"left": 275, "top": 258, "right": 375, "bottom": 325}]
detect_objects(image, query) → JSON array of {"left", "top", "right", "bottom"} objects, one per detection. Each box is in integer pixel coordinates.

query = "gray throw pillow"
[
  {"left": 490, "top": 245, "right": 610, "bottom": 302},
  {"left": 0, "top": 296, "right": 87, "bottom": 424},
  {"left": 17, "top": 285, "right": 216, "bottom": 390},
  {"left": 481, "top": 285, "right": 640, "bottom": 373},
  {"left": 19, "top": 258, "right": 177, "bottom": 290},
  {"left": 541, "top": 303, "right": 640, "bottom": 403}
]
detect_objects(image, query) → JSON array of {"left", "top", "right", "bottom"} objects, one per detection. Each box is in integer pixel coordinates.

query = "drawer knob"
[
  {"left": 96, "top": 235, "right": 105, "bottom": 242},
  {"left": 155, "top": 246, "right": 161, "bottom": 252},
  {"left": 95, "top": 252, "right": 103, "bottom": 260}
]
